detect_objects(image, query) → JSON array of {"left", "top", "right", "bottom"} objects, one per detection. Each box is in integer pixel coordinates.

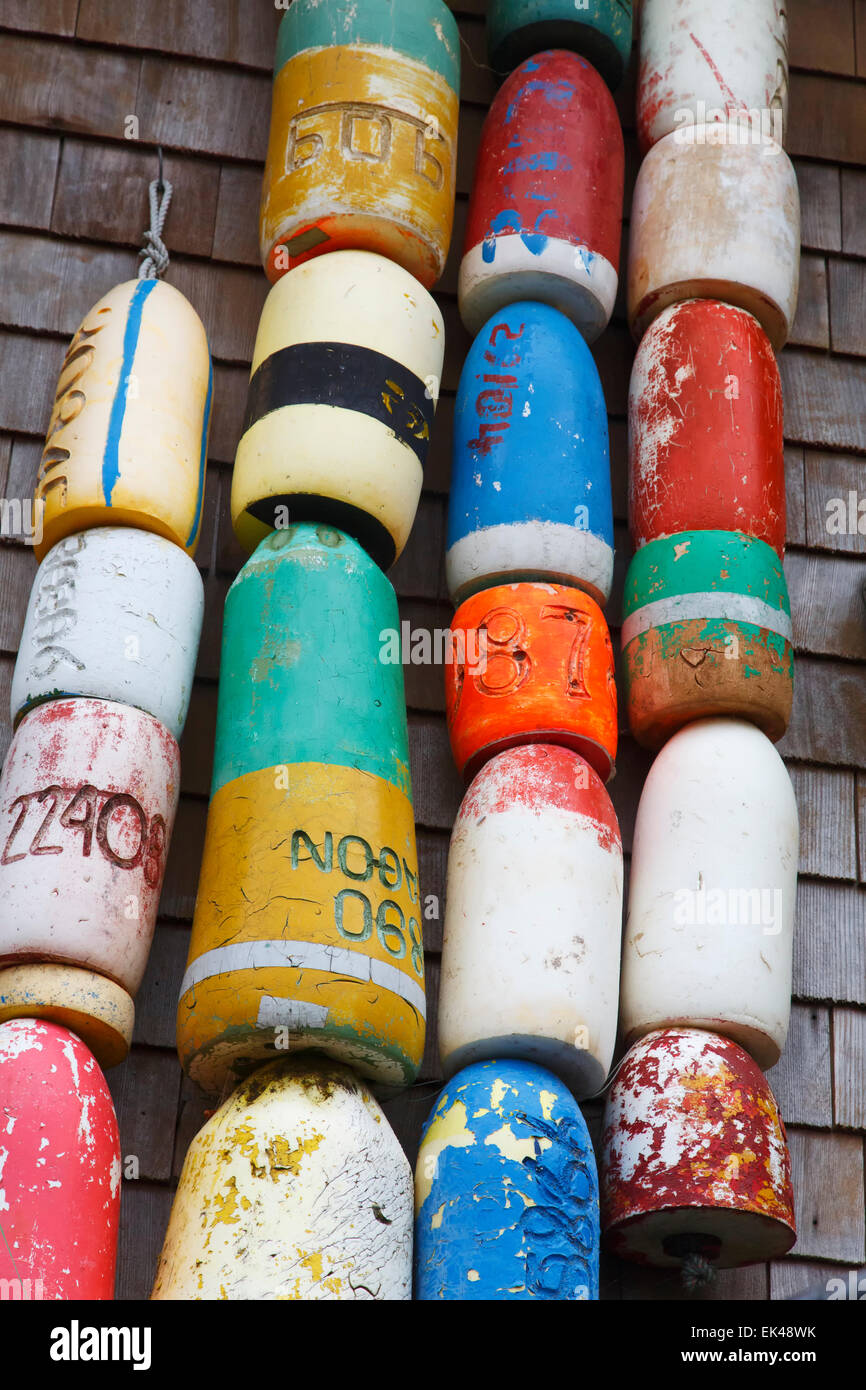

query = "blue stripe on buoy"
[
  {"left": 101, "top": 279, "right": 157, "bottom": 506},
  {"left": 185, "top": 354, "right": 213, "bottom": 549}
]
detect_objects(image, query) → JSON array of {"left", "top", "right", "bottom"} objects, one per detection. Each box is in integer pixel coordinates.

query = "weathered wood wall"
[{"left": 0, "top": 0, "right": 863, "bottom": 1301}]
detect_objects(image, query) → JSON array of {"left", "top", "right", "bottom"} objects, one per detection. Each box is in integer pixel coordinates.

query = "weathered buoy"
[
  {"left": 627, "top": 126, "right": 800, "bottom": 349},
  {"left": 231, "top": 251, "right": 444, "bottom": 566},
  {"left": 621, "top": 719, "right": 798, "bottom": 1069},
  {"left": 447, "top": 302, "right": 614, "bottom": 605},
  {"left": 178, "top": 525, "right": 424, "bottom": 1096},
  {"left": 439, "top": 745, "right": 622, "bottom": 1096},
  {"left": 33, "top": 279, "right": 212, "bottom": 562},
  {"left": 0, "top": 1019, "right": 121, "bottom": 1299},
  {"left": 445, "top": 581, "right": 617, "bottom": 782},
  {"left": 637, "top": 0, "right": 788, "bottom": 154},
  {"left": 0, "top": 962, "right": 134, "bottom": 1069},
  {"left": 601, "top": 1027, "right": 796, "bottom": 1268},
  {"left": 488, "top": 0, "right": 633, "bottom": 90},
  {"left": 621, "top": 530, "right": 793, "bottom": 749},
  {"left": 12, "top": 527, "right": 204, "bottom": 740},
  {"left": 0, "top": 698, "right": 180, "bottom": 1013},
  {"left": 152, "top": 1057, "right": 412, "bottom": 1300},
  {"left": 260, "top": 0, "right": 459, "bottom": 289},
  {"left": 459, "top": 51, "right": 623, "bottom": 340},
  {"left": 415, "top": 1059, "right": 600, "bottom": 1299},
  {"left": 629, "top": 300, "right": 785, "bottom": 554}
]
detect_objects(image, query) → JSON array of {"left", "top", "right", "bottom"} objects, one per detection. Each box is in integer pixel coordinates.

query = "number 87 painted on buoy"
[{"left": 445, "top": 581, "right": 617, "bottom": 782}]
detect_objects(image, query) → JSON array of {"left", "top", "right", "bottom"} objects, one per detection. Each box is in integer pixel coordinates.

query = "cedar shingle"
[
  {"left": 212, "top": 163, "right": 261, "bottom": 266},
  {"left": 779, "top": 350, "right": 866, "bottom": 452},
  {"left": 841, "top": 168, "right": 866, "bottom": 254},
  {"left": 0, "top": 128, "right": 60, "bottom": 230},
  {"left": 76, "top": 0, "right": 281, "bottom": 71},
  {"left": 804, "top": 449, "right": 866, "bottom": 555},
  {"left": 793, "top": 879, "right": 866, "bottom": 1003},
  {"left": 789, "top": 0, "right": 857, "bottom": 75},
  {"left": 788, "top": 1129, "right": 866, "bottom": 1262},
  {"left": 765, "top": 1003, "right": 833, "bottom": 1128},
  {"left": 160, "top": 798, "right": 208, "bottom": 922},
  {"left": 786, "top": 445, "right": 808, "bottom": 548},
  {"left": 133, "top": 923, "right": 191, "bottom": 1049},
  {"left": 829, "top": 258, "right": 866, "bottom": 356},
  {"left": 0, "top": 544, "right": 36, "bottom": 653},
  {"left": 0, "top": 33, "right": 140, "bottom": 138},
  {"left": 789, "top": 253, "right": 830, "bottom": 350},
  {"left": 398, "top": 598, "right": 453, "bottom": 714},
  {"left": 789, "top": 763, "right": 857, "bottom": 880},
  {"left": 0, "top": 333, "right": 64, "bottom": 433},
  {"left": 0, "top": 0, "right": 79, "bottom": 36},
  {"left": 771, "top": 1259, "right": 864, "bottom": 1299},
  {"left": 0, "top": 230, "right": 136, "bottom": 335},
  {"left": 833, "top": 1005, "right": 866, "bottom": 1127},
  {"left": 136, "top": 54, "right": 270, "bottom": 161},
  {"left": 409, "top": 713, "right": 464, "bottom": 830},
  {"left": 107, "top": 1047, "right": 183, "bottom": 1184},
  {"left": 788, "top": 72, "right": 866, "bottom": 165},
  {"left": 785, "top": 549, "right": 866, "bottom": 660},
  {"left": 795, "top": 160, "right": 842, "bottom": 252},
  {"left": 115, "top": 1184, "right": 174, "bottom": 1301},
  {"left": 779, "top": 657, "right": 866, "bottom": 767}
]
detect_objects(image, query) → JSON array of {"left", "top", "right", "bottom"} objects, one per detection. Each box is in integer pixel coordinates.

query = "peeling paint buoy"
[
  {"left": 447, "top": 302, "right": 614, "bottom": 606},
  {"left": 0, "top": 698, "right": 179, "bottom": 1021},
  {"left": 627, "top": 125, "right": 800, "bottom": 349},
  {"left": 439, "top": 744, "right": 622, "bottom": 1096},
  {"left": 12, "top": 526, "right": 204, "bottom": 740},
  {"left": 177, "top": 524, "right": 424, "bottom": 1096},
  {"left": 445, "top": 580, "right": 618, "bottom": 782},
  {"left": 637, "top": 0, "right": 788, "bottom": 155},
  {"left": 33, "top": 279, "right": 212, "bottom": 563},
  {"left": 260, "top": 0, "right": 460, "bottom": 288},
  {"left": 621, "top": 529, "right": 793, "bottom": 749},
  {"left": 152, "top": 1057, "right": 412, "bottom": 1300},
  {"left": 487, "top": 0, "right": 633, "bottom": 90},
  {"left": 0, "top": 1018, "right": 121, "bottom": 1299},
  {"left": 621, "top": 718, "right": 799, "bottom": 1069},
  {"left": 231, "top": 251, "right": 444, "bottom": 567},
  {"left": 628, "top": 300, "right": 785, "bottom": 555},
  {"left": 415, "top": 1059, "right": 600, "bottom": 1299},
  {"left": 601, "top": 1027, "right": 796, "bottom": 1267},
  {"left": 0, "top": 962, "right": 134, "bottom": 1069},
  {"left": 458, "top": 51, "right": 623, "bottom": 341}
]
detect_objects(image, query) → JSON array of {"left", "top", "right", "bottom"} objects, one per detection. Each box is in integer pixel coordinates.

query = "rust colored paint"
[
  {"left": 628, "top": 300, "right": 785, "bottom": 555},
  {"left": 445, "top": 581, "right": 617, "bottom": 782},
  {"left": 601, "top": 1027, "right": 796, "bottom": 1268}
]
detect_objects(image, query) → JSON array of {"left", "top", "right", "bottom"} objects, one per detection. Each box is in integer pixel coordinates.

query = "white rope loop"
[{"left": 138, "top": 169, "right": 173, "bottom": 280}]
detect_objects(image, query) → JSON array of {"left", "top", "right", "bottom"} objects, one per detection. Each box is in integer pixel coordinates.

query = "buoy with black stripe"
[
  {"left": 621, "top": 530, "right": 793, "bottom": 749},
  {"left": 487, "top": 0, "right": 633, "bottom": 90},
  {"left": 177, "top": 524, "right": 424, "bottom": 1096},
  {"left": 260, "top": 0, "right": 460, "bottom": 289},
  {"left": 231, "top": 251, "right": 445, "bottom": 567},
  {"left": 33, "top": 278, "right": 212, "bottom": 562}
]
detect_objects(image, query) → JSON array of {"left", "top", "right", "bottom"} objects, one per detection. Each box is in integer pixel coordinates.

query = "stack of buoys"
[
  {"left": 153, "top": 0, "right": 460, "bottom": 1300},
  {"left": 414, "top": 0, "right": 634, "bottom": 1302},
  {"left": 602, "top": 0, "right": 800, "bottom": 1282},
  {"left": 0, "top": 275, "right": 212, "bottom": 1297}
]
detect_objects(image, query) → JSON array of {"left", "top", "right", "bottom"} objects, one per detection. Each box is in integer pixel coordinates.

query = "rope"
[
  {"left": 138, "top": 150, "right": 173, "bottom": 280},
  {"left": 681, "top": 1253, "right": 717, "bottom": 1290}
]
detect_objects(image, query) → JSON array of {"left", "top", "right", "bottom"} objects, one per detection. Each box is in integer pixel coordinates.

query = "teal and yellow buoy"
[{"left": 487, "top": 0, "right": 634, "bottom": 90}]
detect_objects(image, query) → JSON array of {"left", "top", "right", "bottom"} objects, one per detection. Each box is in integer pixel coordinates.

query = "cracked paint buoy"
[
  {"left": 629, "top": 301, "right": 785, "bottom": 556},
  {"left": 259, "top": 0, "right": 459, "bottom": 289},
  {"left": 637, "top": 0, "right": 788, "bottom": 154},
  {"left": 621, "top": 530, "right": 793, "bottom": 749},
  {"left": 621, "top": 718, "right": 798, "bottom": 1069},
  {"left": 458, "top": 52, "right": 623, "bottom": 341},
  {"left": 33, "top": 279, "right": 212, "bottom": 563},
  {"left": 415, "top": 1059, "right": 600, "bottom": 1299},
  {"left": 445, "top": 580, "right": 617, "bottom": 782},
  {"left": 601, "top": 1027, "right": 796, "bottom": 1268},
  {"left": 231, "top": 250, "right": 444, "bottom": 567},
  {"left": 177, "top": 524, "right": 424, "bottom": 1096},
  {"left": 627, "top": 125, "right": 800, "bottom": 349},
  {"left": 447, "top": 302, "right": 614, "bottom": 606},
  {"left": 152, "top": 1056, "right": 412, "bottom": 1301},
  {"left": 0, "top": 698, "right": 179, "bottom": 1062},
  {"left": 487, "top": 0, "right": 633, "bottom": 90},
  {"left": 439, "top": 744, "right": 622, "bottom": 1095},
  {"left": 12, "top": 527, "right": 204, "bottom": 741},
  {"left": 0, "top": 1018, "right": 121, "bottom": 1299}
]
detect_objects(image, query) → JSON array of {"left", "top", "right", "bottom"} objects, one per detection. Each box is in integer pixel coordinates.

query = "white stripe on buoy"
[
  {"left": 459, "top": 234, "right": 618, "bottom": 341},
  {"left": 621, "top": 591, "right": 793, "bottom": 648}
]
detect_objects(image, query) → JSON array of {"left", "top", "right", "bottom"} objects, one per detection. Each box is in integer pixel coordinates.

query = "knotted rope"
[{"left": 138, "top": 149, "right": 173, "bottom": 280}]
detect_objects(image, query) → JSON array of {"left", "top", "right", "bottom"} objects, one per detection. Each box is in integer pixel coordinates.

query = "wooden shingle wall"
[{"left": 0, "top": 0, "right": 863, "bottom": 1301}]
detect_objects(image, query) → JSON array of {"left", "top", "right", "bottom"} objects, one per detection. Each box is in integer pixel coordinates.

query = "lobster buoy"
[
  {"left": 0, "top": 1019, "right": 120, "bottom": 1299},
  {"left": 601, "top": 1028, "right": 796, "bottom": 1268},
  {"left": 445, "top": 581, "right": 617, "bottom": 782},
  {"left": 621, "top": 530, "right": 793, "bottom": 749},
  {"left": 629, "top": 300, "right": 785, "bottom": 555},
  {"left": 33, "top": 279, "right": 212, "bottom": 563},
  {"left": 447, "top": 303, "right": 614, "bottom": 605},
  {"left": 12, "top": 527, "right": 204, "bottom": 740},
  {"left": 628, "top": 126, "right": 800, "bottom": 349},
  {"left": 438, "top": 744, "right": 622, "bottom": 1096},
  {"left": 152, "top": 1057, "right": 413, "bottom": 1300},
  {"left": 177, "top": 525, "right": 424, "bottom": 1096},
  {"left": 0, "top": 698, "right": 179, "bottom": 1059},
  {"left": 259, "top": 0, "right": 460, "bottom": 289},
  {"left": 231, "top": 251, "right": 444, "bottom": 567},
  {"left": 637, "top": 0, "right": 788, "bottom": 155},
  {"left": 0, "top": 963, "right": 133, "bottom": 1069},
  {"left": 487, "top": 0, "right": 633, "bottom": 90},
  {"left": 458, "top": 52, "right": 623, "bottom": 341},
  {"left": 415, "top": 1059, "right": 600, "bottom": 1300},
  {"left": 621, "top": 718, "right": 798, "bottom": 1069}
]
